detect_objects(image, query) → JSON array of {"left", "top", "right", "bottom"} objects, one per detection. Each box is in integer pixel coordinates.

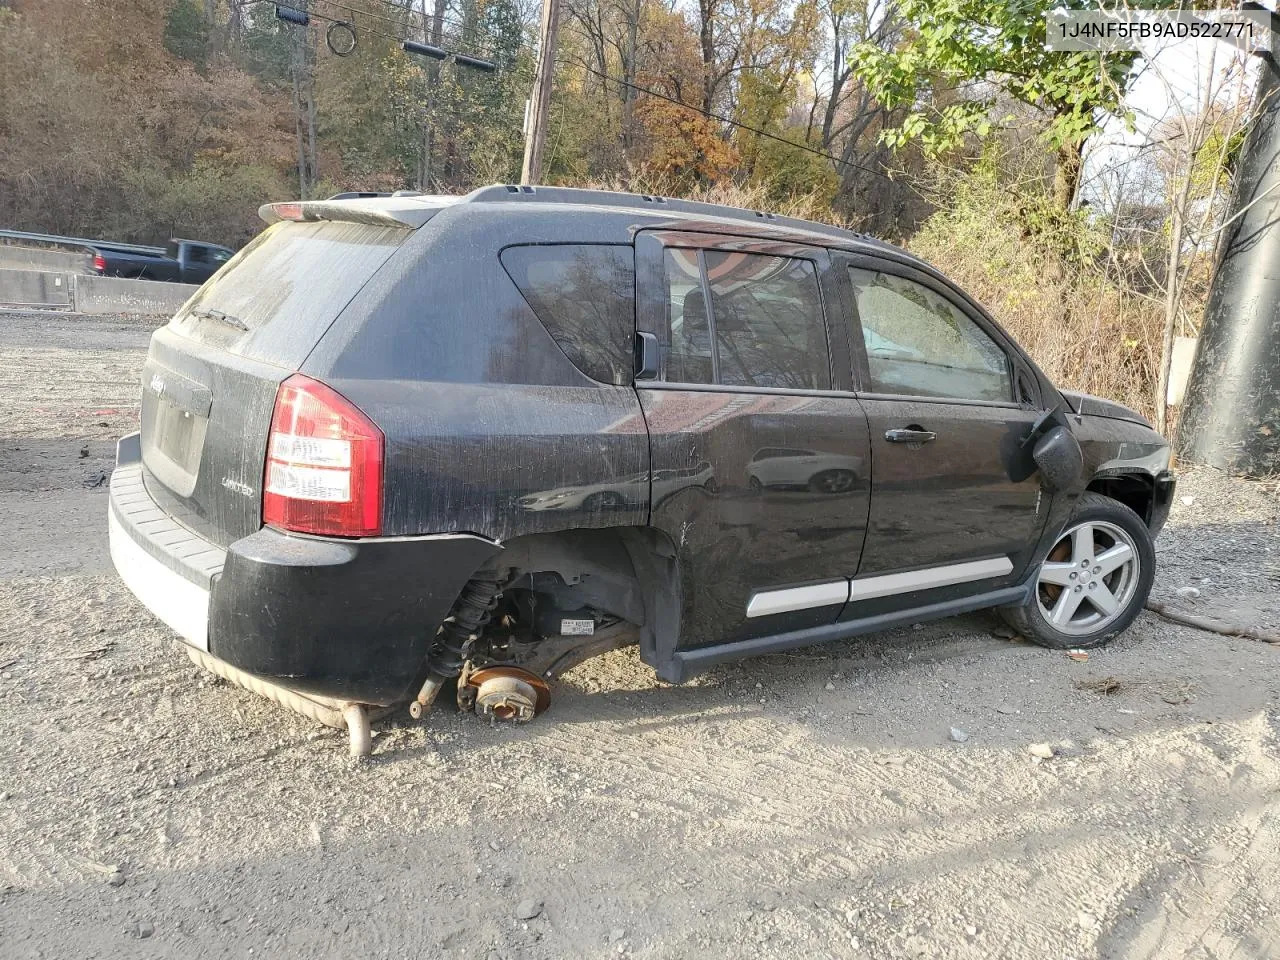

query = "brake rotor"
[{"left": 458, "top": 665, "right": 551, "bottom": 722}]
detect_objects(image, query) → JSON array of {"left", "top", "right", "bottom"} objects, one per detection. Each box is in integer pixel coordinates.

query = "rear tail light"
[
  {"left": 93, "top": 254, "right": 106, "bottom": 272},
  {"left": 263, "top": 374, "right": 383, "bottom": 537}
]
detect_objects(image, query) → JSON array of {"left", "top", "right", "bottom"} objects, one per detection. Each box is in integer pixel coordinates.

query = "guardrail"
[{"left": 0, "top": 228, "right": 164, "bottom": 257}]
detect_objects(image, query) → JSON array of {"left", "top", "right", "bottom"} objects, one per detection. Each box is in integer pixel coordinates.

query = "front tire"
[{"left": 1001, "top": 492, "right": 1155, "bottom": 649}]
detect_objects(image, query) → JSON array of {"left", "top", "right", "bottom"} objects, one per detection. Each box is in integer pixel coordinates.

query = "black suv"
[{"left": 108, "top": 185, "right": 1175, "bottom": 753}]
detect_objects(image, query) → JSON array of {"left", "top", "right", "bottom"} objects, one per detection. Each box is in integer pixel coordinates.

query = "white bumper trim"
[{"left": 109, "top": 508, "right": 210, "bottom": 651}]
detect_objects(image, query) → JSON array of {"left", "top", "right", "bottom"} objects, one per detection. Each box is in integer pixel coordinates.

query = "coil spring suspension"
[
  {"left": 429, "top": 575, "right": 504, "bottom": 677},
  {"left": 408, "top": 573, "right": 503, "bottom": 719}
]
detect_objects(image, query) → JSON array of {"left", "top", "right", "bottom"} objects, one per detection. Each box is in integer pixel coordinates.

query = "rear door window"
[
  {"left": 501, "top": 244, "right": 636, "bottom": 386},
  {"left": 849, "top": 268, "right": 1012, "bottom": 402},
  {"left": 705, "top": 252, "right": 829, "bottom": 390},
  {"left": 665, "top": 248, "right": 714, "bottom": 384},
  {"left": 170, "top": 220, "right": 410, "bottom": 368},
  {"left": 662, "top": 248, "right": 830, "bottom": 390}
]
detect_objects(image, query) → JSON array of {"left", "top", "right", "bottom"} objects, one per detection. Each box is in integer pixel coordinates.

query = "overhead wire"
[
  {"left": 244, "top": 0, "right": 896, "bottom": 180},
  {"left": 568, "top": 61, "right": 895, "bottom": 180},
  {"left": 305, "top": 0, "right": 504, "bottom": 53}
]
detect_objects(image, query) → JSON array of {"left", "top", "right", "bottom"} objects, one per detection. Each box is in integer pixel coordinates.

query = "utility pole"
[
  {"left": 521, "top": 0, "right": 561, "bottom": 184},
  {"left": 1178, "top": 41, "right": 1280, "bottom": 475}
]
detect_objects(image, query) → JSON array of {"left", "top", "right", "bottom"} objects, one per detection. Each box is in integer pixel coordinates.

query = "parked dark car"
[
  {"left": 92, "top": 238, "right": 233, "bottom": 283},
  {"left": 108, "top": 186, "right": 1175, "bottom": 753}
]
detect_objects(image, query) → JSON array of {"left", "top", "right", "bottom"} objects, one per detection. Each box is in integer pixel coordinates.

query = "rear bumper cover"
[{"left": 108, "top": 433, "right": 502, "bottom": 705}]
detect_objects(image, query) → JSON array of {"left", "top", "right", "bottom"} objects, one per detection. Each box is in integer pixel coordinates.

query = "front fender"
[
  {"left": 1075, "top": 417, "right": 1171, "bottom": 480},
  {"left": 1072, "top": 413, "right": 1175, "bottom": 535}
]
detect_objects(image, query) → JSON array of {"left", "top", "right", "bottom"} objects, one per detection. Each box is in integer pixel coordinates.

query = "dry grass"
[{"left": 1075, "top": 676, "right": 1125, "bottom": 695}]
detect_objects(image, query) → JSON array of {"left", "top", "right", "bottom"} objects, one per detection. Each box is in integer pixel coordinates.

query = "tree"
[
  {"left": 852, "top": 0, "right": 1136, "bottom": 211},
  {"left": 1142, "top": 51, "right": 1252, "bottom": 435},
  {"left": 164, "top": 0, "right": 211, "bottom": 68},
  {"left": 800, "top": 0, "right": 908, "bottom": 228}
]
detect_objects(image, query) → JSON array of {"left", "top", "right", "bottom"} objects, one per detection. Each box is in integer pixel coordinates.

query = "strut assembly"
[
  {"left": 408, "top": 570, "right": 562, "bottom": 725},
  {"left": 409, "top": 570, "right": 505, "bottom": 720}
]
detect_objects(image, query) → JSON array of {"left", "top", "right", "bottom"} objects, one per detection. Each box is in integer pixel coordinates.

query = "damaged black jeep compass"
[{"left": 109, "top": 185, "right": 1176, "bottom": 753}]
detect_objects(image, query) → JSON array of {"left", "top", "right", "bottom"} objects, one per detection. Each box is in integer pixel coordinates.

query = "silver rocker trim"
[
  {"left": 746, "top": 580, "right": 850, "bottom": 618},
  {"left": 848, "top": 556, "right": 1014, "bottom": 602},
  {"left": 746, "top": 556, "right": 1014, "bottom": 617}
]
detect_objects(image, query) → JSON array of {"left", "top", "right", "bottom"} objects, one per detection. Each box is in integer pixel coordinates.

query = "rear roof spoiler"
[{"left": 258, "top": 195, "right": 460, "bottom": 229}]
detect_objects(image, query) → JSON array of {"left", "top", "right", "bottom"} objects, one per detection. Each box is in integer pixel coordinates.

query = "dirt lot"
[{"left": 1, "top": 309, "right": 1278, "bottom": 960}]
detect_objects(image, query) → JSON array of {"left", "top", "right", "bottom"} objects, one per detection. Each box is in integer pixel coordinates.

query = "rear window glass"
[
  {"left": 500, "top": 244, "right": 636, "bottom": 386},
  {"left": 170, "top": 220, "right": 409, "bottom": 367}
]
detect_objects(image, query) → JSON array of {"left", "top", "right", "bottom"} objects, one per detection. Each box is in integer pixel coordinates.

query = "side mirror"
[{"left": 1032, "top": 425, "right": 1083, "bottom": 493}]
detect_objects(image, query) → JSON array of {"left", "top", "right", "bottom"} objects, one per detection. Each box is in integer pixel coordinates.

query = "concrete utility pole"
[
  {"left": 521, "top": 0, "right": 561, "bottom": 184},
  {"left": 1178, "top": 44, "right": 1280, "bottom": 475}
]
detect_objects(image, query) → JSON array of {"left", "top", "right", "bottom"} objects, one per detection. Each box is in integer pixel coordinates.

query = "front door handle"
[{"left": 885, "top": 427, "right": 937, "bottom": 444}]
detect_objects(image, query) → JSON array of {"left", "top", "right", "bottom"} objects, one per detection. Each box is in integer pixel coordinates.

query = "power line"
[
  {"left": 569, "top": 62, "right": 895, "bottom": 181},
  {"left": 406, "top": 8, "right": 897, "bottom": 180},
  {"left": 247, "top": 1, "right": 495, "bottom": 60},
  {"left": 304, "top": 0, "right": 503, "bottom": 53},
  {"left": 249, "top": 1, "right": 895, "bottom": 181}
]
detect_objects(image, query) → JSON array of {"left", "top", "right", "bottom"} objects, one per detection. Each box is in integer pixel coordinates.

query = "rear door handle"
[
  {"left": 885, "top": 427, "right": 937, "bottom": 444},
  {"left": 634, "top": 331, "right": 660, "bottom": 381}
]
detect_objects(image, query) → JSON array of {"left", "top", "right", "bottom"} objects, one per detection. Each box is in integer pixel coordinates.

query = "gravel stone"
[
  {"left": 1, "top": 312, "right": 1278, "bottom": 958},
  {"left": 515, "top": 899, "right": 543, "bottom": 920}
]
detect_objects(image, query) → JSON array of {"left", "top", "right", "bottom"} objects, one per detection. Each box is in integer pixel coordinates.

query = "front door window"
[{"left": 849, "top": 267, "right": 1011, "bottom": 402}]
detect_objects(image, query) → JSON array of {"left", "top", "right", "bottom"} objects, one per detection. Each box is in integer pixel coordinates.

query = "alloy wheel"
[{"left": 1035, "top": 520, "right": 1140, "bottom": 637}]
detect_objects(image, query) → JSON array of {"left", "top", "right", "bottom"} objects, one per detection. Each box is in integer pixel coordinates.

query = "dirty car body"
[{"left": 108, "top": 186, "right": 1175, "bottom": 726}]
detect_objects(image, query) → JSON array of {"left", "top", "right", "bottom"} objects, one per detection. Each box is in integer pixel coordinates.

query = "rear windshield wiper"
[{"left": 188, "top": 308, "right": 248, "bottom": 332}]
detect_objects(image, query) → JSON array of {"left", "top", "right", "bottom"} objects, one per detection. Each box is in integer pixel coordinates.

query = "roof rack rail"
[{"left": 463, "top": 183, "right": 878, "bottom": 249}]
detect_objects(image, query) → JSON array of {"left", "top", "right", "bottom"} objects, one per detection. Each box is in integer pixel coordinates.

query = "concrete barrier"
[
  {"left": 0, "top": 267, "right": 73, "bottom": 307},
  {"left": 0, "top": 245, "right": 93, "bottom": 274},
  {"left": 72, "top": 274, "right": 197, "bottom": 317},
  {"left": 0, "top": 268, "right": 197, "bottom": 315}
]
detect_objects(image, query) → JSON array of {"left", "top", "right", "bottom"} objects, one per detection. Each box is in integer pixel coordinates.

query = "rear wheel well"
[
  {"left": 1086, "top": 474, "right": 1156, "bottom": 527},
  {"left": 487, "top": 527, "right": 680, "bottom": 672}
]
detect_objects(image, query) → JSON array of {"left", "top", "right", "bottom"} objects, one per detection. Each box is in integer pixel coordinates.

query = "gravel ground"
[{"left": 1, "top": 309, "right": 1278, "bottom": 960}]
